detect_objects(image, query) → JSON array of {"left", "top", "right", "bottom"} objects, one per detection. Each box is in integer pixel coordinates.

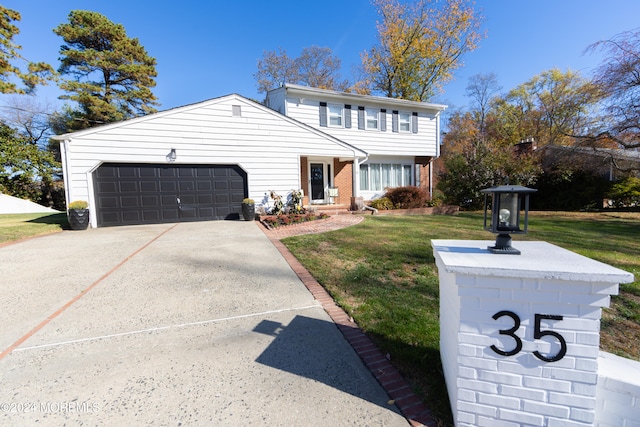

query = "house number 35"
[{"left": 490, "top": 311, "right": 567, "bottom": 362}]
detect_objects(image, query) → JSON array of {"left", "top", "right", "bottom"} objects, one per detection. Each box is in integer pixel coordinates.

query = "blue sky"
[{"left": 2, "top": 0, "right": 640, "bottom": 115}]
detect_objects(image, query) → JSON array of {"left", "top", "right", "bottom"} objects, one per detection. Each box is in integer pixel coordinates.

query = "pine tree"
[{"left": 54, "top": 10, "right": 158, "bottom": 131}]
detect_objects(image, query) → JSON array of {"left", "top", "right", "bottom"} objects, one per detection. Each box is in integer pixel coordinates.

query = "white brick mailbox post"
[{"left": 432, "top": 239, "right": 634, "bottom": 427}]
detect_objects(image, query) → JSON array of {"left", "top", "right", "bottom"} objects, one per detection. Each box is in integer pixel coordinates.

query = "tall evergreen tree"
[
  {"left": 0, "top": 5, "right": 53, "bottom": 94},
  {"left": 53, "top": 10, "right": 158, "bottom": 132}
]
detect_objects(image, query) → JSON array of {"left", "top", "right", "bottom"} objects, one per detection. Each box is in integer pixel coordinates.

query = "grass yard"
[
  {"left": 0, "top": 212, "right": 68, "bottom": 244},
  {"left": 282, "top": 211, "right": 640, "bottom": 426}
]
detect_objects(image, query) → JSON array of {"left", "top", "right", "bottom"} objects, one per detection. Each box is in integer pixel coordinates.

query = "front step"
[{"left": 306, "top": 204, "right": 353, "bottom": 215}]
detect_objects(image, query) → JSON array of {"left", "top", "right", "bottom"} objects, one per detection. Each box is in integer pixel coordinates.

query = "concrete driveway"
[{"left": 0, "top": 221, "right": 409, "bottom": 426}]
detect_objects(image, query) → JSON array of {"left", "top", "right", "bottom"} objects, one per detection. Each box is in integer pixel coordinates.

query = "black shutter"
[
  {"left": 358, "top": 106, "right": 365, "bottom": 130},
  {"left": 412, "top": 112, "right": 418, "bottom": 134},
  {"left": 392, "top": 110, "right": 399, "bottom": 133},
  {"left": 319, "top": 102, "right": 327, "bottom": 127},
  {"left": 380, "top": 109, "right": 387, "bottom": 132},
  {"left": 344, "top": 104, "right": 351, "bottom": 128}
]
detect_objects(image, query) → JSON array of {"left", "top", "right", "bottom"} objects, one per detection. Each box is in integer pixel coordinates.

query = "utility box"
[{"left": 432, "top": 240, "right": 634, "bottom": 426}]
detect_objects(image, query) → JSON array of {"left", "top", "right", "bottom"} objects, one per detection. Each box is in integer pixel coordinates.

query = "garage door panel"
[
  {"left": 139, "top": 168, "right": 157, "bottom": 177},
  {"left": 179, "top": 182, "right": 196, "bottom": 191},
  {"left": 122, "top": 211, "right": 142, "bottom": 222},
  {"left": 160, "top": 181, "right": 177, "bottom": 192},
  {"left": 121, "top": 196, "right": 140, "bottom": 208},
  {"left": 118, "top": 167, "right": 137, "bottom": 177},
  {"left": 97, "top": 182, "right": 117, "bottom": 193},
  {"left": 141, "top": 195, "right": 159, "bottom": 207},
  {"left": 119, "top": 182, "right": 138, "bottom": 192},
  {"left": 140, "top": 181, "right": 158, "bottom": 192},
  {"left": 197, "top": 181, "right": 212, "bottom": 191},
  {"left": 161, "top": 195, "right": 177, "bottom": 206},
  {"left": 159, "top": 168, "right": 176, "bottom": 177},
  {"left": 94, "top": 163, "right": 246, "bottom": 226}
]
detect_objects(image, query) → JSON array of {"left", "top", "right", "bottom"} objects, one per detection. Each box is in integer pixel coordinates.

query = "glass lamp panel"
[{"left": 497, "top": 193, "right": 520, "bottom": 231}]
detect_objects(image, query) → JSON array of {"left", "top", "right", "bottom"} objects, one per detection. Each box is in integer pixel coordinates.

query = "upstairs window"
[
  {"left": 365, "top": 108, "right": 379, "bottom": 130},
  {"left": 399, "top": 112, "right": 411, "bottom": 132},
  {"left": 328, "top": 104, "right": 343, "bottom": 127}
]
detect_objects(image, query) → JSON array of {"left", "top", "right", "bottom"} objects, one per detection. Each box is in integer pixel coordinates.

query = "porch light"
[
  {"left": 166, "top": 148, "right": 177, "bottom": 162},
  {"left": 481, "top": 184, "right": 537, "bottom": 255}
]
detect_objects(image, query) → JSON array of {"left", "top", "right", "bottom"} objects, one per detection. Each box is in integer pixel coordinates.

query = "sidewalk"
[{"left": 260, "top": 214, "right": 438, "bottom": 427}]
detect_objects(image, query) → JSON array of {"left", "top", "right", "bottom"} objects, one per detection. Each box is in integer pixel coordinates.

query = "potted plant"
[
  {"left": 67, "top": 200, "right": 90, "bottom": 230},
  {"left": 241, "top": 198, "right": 255, "bottom": 221}
]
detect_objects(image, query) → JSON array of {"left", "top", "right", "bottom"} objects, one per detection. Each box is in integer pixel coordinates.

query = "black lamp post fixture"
[{"left": 481, "top": 184, "right": 537, "bottom": 255}]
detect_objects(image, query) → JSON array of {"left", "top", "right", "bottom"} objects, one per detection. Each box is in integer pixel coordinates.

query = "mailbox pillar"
[{"left": 432, "top": 240, "right": 634, "bottom": 427}]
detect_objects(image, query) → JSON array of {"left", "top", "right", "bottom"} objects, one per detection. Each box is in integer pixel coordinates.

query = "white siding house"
[
  {"left": 53, "top": 94, "right": 366, "bottom": 228},
  {"left": 265, "top": 84, "right": 447, "bottom": 201},
  {"left": 54, "top": 86, "right": 447, "bottom": 228}
]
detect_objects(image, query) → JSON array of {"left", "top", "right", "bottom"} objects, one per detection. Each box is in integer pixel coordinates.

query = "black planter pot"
[
  {"left": 68, "top": 209, "right": 90, "bottom": 230},
  {"left": 241, "top": 203, "right": 255, "bottom": 221}
]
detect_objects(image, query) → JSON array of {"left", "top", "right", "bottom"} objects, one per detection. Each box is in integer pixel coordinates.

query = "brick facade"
[{"left": 333, "top": 159, "right": 353, "bottom": 204}]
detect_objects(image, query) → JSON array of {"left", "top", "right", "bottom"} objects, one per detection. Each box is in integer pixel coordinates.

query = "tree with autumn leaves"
[
  {"left": 255, "top": 0, "right": 483, "bottom": 101},
  {"left": 361, "top": 0, "right": 483, "bottom": 101},
  {"left": 437, "top": 68, "right": 625, "bottom": 210}
]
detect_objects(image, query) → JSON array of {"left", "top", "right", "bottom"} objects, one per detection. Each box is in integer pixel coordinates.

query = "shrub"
[
  {"left": 608, "top": 176, "right": 640, "bottom": 207},
  {"left": 243, "top": 198, "right": 255, "bottom": 204},
  {"left": 369, "top": 197, "right": 393, "bottom": 210},
  {"left": 68, "top": 200, "right": 88, "bottom": 210},
  {"left": 385, "top": 186, "right": 428, "bottom": 208}
]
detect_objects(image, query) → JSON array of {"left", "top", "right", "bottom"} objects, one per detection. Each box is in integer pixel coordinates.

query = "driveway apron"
[{"left": 0, "top": 221, "right": 407, "bottom": 426}]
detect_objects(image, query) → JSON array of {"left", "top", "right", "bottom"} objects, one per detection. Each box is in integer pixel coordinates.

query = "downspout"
[
  {"left": 353, "top": 152, "right": 369, "bottom": 200},
  {"left": 60, "top": 139, "right": 71, "bottom": 208},
  {"left": 432, "top": 110, "right": 443, "bottom": 199}
]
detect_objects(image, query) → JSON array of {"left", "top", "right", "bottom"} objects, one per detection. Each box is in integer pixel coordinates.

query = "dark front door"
[
  {"left": 310, "top": 163, "right": 325, "bottom": 202},
  {"left": 93, "top": 163, "right": 247, "bottom": 227}
]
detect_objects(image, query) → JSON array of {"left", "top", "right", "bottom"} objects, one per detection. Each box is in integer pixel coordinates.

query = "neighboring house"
[
  {"left": 53, "top": 88, "right": 446, "bottom": 228},
  {"left": 265, "top": 84, "right": 447, "bottom": 204}
]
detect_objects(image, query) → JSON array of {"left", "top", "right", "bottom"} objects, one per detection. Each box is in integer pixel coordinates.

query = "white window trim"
[
  {"left": 365, "top": 108, "right": 379, "bottom": 130},
  {"left": 328, "top": 103, "right": 343, "bottom": 127},
  {"left": 399, "top": 111, "right": 411, "bottom": 133},
  {"left": 359, "top": 162, "right": 414, "bottom": 191}
]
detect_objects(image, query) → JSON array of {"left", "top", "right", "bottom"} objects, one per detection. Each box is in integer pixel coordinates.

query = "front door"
[{"left": 310, "top": 162, "right": 325, "bottom": 203}]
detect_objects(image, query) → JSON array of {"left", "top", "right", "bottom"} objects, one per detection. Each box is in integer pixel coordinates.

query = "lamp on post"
[{"left": 480, "top": 184, "right": 537, "bottom": 255}]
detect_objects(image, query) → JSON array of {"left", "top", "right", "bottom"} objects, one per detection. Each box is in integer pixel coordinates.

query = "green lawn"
[
  {"left": 282, "top": 211, "right": 640, "bottom": 426},
  {"left": 0, "top": 212, "right": 68, "bottom": 244}
]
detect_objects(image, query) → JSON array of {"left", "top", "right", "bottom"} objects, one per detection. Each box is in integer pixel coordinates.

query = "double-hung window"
[
  {"left": 328, "top": 104, "right": 343, "bottom": 127},
  {"left": 399, "top": 112, "right": 411, "bottom": 132},
  {"left": 365, "top": 108, "right": 379, "bottom": 130}
]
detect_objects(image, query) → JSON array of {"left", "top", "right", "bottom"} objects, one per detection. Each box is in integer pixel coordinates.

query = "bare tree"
[
  {"left": 586, "top": 29, "right": 640, "bottom": 150},
  {"left": 465, "top": 73, "right": 501, "bottom": 137}
]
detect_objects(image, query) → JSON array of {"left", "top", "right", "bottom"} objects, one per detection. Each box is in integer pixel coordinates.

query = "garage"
[{"left": 93, "top": 163, "right": 247, "bottom": 227}]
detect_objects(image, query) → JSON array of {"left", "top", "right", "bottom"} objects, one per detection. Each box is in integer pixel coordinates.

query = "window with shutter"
[
  {"left": 328, "top": 104, "right": 343, "bottom": 127},
  {"left": 358, "top": 106, "right": 365, "bottom": 130},
  {"left": 399, "top": 112, "right": 411, "bottom": 132},
  {"left": 365, "top": 108, "right": 379, "bottom": 130},
  {"left": 344, "top": 105, "right": 352, "bottom": 128},
  {"left": 319, "top": 102, "right": 327, "bottom": 127}
]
